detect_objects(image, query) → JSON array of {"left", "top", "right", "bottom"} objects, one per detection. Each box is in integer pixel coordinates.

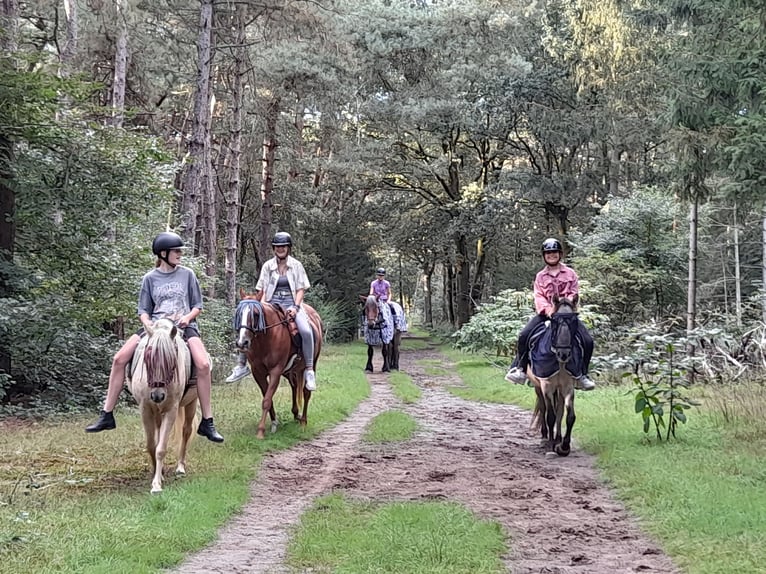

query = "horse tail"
[
  {"left": 296, "top": 376, "right": 304, "bottom": 410},
  {"left": 170, "top": 397, "right": 198, "bottom": 452}
]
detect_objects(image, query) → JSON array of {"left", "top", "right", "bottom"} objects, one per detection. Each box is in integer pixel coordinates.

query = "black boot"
[
  {"left": 197, "top": 417, "right": 224, "bottom": 443},
  {"left": 85, "top": 410, "right": 116, "bottom": 432}
]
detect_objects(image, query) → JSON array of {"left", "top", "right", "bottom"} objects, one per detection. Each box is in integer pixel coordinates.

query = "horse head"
[
  {"left": 363, "top": 294, "right": 382, "bottom": 329},
  {"left": 234, "top": 295, "right": 264, "bottom": 353},
  {"left": 549, "top": 295, "right": 579, "bottom": 366},
  {"left": 143, "top": 318, "right": 180, "bottom": 404}
]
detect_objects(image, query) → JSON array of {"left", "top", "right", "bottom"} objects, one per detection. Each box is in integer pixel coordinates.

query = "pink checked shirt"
[{"left": 533, "top": 263, "right": 579, "bottom": 316}]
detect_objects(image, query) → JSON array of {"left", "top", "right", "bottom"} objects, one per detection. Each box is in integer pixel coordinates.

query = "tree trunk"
[
  {"left": 180, "top": 0, "right": 214, "bottom": 244},
  {"left": 454, "top": 234, "right": 471, "bottom": 327},
  {"left": 444, "top": 261, "right": 455, "bottom": 326},
  {"left": 686, "top": 197, "right": 698, "bottom": 338},
  {"left": 733, "top": 203, "right": 742, "bottom": 328},
  {"left": 224, "top": 4, "right": 245, "bottom": 305},
  {"left": 762, "top": 202, "right": 766, "bottom": 324},
  {"left": 110, "top": 0, "right": 128, "bottom": 127},
  {"left": 201, "top": 92, "right": 216, "bottom": 295},
  {"left": 259, "top": 97, "right": 279, "bottom": 265},
  {"left": 422, "top": 269, "right": 433, "bottom": 328},
  {"left": 0, "top": 0, "right": 19, "bottom": 377},
  {"left": 59, "top": 0, "right": 78, "bottom": 77},
  {"left": 469, "top": 236, "right": 487, "bottom": 315}
]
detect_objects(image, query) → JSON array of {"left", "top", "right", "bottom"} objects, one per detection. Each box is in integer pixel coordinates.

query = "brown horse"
[
  {"left": 527, "top": 295, "right": 579, "bottom": 457},
  {"left": 127, "top": 318, "right": 198, "bottom": 493},
  {"left": 234, "top": 291, "right": 323, "bottom": 439}
]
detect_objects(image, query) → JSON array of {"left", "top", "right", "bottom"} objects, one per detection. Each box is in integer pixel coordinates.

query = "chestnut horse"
[
  {"left": 527, "top": 295, "right": 579, "bottom": 457},
  {"left": 127, "top": 318, "right": 198, "bottom": 493},
  {"left": 233, "top": 292, "right": 323, "bottom": 439}
]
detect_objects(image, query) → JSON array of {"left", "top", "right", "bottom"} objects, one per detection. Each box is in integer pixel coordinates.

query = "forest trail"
[{"left": 168, "top": 338, "right": 679, "bottom": 574}]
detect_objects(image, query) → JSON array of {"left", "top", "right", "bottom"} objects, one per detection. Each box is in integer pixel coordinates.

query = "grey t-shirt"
[{"left": 137, "top": 265, "right": 203, "bottom": 328}]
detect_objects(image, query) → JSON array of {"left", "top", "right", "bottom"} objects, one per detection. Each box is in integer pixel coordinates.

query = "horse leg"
[
  {"left": 392, "top": 332, "right": 401, "bottom": 370},
  {"left": 151, "top": 409, "right": 178, "bottom": 494},
  {"left": 555, "top": 389, "right": 576, "bottom": 457},
  {"left": 290, "top": 373, "right": 300, "bottom": 421},
  {"left": 532, "top": 383, "right": 548, "bottom": 441},
  {"left": 176, "top": 389, "right": 198, "bottom": 476},
  {"left": 254, "top": 372, "right": 278, "bottom": 433},
  {"left": 365, "top": 345, "right": 374, "bottom": 372},
  {"left": 543, "top": 390, "right": 557, "bottom": 453},
  {"left": 257, "top": 369, "right": 282, "bottom": 439},
  {"left": 300, "top": 385, "right": 311, "bottom": 427},
  {"left": 382, "top": 342, "right": 390, "bottom": 372}
]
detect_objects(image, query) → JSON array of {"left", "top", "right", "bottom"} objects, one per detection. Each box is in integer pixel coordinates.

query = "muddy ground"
[{"left": 169, "top": 339, "right": 679, "bottom": 574}]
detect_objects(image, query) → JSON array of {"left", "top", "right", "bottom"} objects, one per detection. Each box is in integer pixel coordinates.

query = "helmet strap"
[{"left": 159, "top": 251, "right": 177, "bottom": 269}]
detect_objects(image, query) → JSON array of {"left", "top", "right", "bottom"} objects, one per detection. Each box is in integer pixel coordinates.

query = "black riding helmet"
[
  {"left": 541, "top": 238, "right": 563, "bottom": 254},
  {"left": 271, "top": 231, "right": 292, "bottom": 247},
  {"left": 376, "top": 267, "right": 386, "bottom": 275},
  {"left": 152, "top": 232, "right": 185, "bottom": 266}
]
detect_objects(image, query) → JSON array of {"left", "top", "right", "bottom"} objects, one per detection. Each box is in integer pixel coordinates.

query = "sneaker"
[
  {"left": 304, "top": 369, "right": 316, "bottom": 391},
  {"left": 575, "top": 375, "right": 596, "bottom": 391},
  {"left": 225, "top": 364, "right": 250, "bottom": 383},
  {"left": 504, "top": 366, "right": 527, "bottom": 384},
  {"left": 85, "top": 410, "right": 116, "bottom": 432},
  {"left": 197, "top": 417, "right": 224, "bottom": 443}
]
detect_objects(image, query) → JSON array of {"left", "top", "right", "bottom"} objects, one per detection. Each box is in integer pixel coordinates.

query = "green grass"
[
  {"left": 287, "top": 493, "right": 507, "bottom": 573},
  {"left": 440, "top": 345, "right": 766, "bottom": 574},
  {"left": 0, "top": 343, "right": 370, "bottom": 574},
  {"left": 362, "top": 410, "right": 418, "bottom": 443},
  {"left": 388, "top": 370, "right": 421, "bottom": 403}
]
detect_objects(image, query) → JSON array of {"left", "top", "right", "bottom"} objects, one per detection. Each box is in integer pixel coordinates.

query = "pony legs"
[{"left": 257, "top": 367, "right": 283, "bottom": 439}]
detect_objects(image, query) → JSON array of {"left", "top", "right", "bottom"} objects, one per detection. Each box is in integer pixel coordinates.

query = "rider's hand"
[
  {"left": 287, "top": 306, "right": 298, "bottom": 319},
  {"left": 176, "top": 315, "right": 190, "bottom": 328}
]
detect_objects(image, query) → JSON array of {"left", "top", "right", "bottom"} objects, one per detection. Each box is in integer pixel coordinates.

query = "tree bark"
[
  {"left": 455, "top": 234, "right": 471, "bottom": 327},
  {"left": 224, "top": 4, "right": 245, "bottom": 305},
  {"left": 733, "top": 203, "right": 742, "bottom": 327},
  {"left": 59, "top": 0, "right": 78, "bottom": 77},
  {"left": 110, "top": 0, "right": 128, "bottom": 127},
  {"left": 0, "top": 0, "right": 18, "bottom": 376},
  {"left": 686, "top": 197, "right": 698, "bottom": 338},
  {"left": 259, "top": 97, "right": 279, "bottom": 265},
  {"left": 180, "top": 0, "right": 214, "bottom": 244}
]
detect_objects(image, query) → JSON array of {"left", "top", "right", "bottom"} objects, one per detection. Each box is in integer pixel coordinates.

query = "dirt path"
[{"left": 169, "top": 339, "right": 679, "bottom": 574}]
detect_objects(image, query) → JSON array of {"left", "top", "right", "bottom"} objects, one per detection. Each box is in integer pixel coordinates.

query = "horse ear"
[
  {"left": 239, "top": 287, "right": 246, "bottom": 300},
  {"left": 170, "top": 325, "right": 177, "bottom": 340},
  {"left": 573, "top": 293, "right": 579, "bottom": 308},
  {"left": 145, "top": 322, "right": 155, "bottom": 337},
  {"left": 359, "top": 295, "right": 367, "bottom": 302},
  {"left": 552, "top": 294, "right": 560, "bottom": 305}
]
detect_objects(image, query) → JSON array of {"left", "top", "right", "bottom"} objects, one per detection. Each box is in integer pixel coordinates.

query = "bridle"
[{"left": 235, "top": 300, "right": 290, "bottom": 336}]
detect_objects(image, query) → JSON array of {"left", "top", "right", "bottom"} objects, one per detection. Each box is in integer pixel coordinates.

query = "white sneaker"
[
  {"left": 225, "top": 364, "right": 250, "bottom": 383},
  {"left": 575, "top": 375, "right": 596, "bottom": 391},
  {"left": 504, "top": 366, "right": 527, "bottom": 384},
  {"left": 304, "top": 369, "right": 316, "bottom": 391}
]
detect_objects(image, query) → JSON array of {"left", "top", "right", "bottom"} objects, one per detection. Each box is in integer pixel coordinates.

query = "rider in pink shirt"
[
  {"left": 370, "top": 268, "right": 392, "bottom": 302},
  {"left": 505, "top": 238, "right": 596, "bottom": 390}
]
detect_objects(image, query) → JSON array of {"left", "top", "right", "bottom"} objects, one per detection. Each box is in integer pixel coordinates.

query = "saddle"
[
  {"left": 528, "top": 318, "right": 584, "bottom": 379},
  {"left": 270, "top": 303, "right": 303, "bottom": 349}
]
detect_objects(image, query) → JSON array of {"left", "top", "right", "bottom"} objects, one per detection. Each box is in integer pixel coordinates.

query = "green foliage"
[{"left": 452, "top": 289, "right": 532, "bottom": 358}]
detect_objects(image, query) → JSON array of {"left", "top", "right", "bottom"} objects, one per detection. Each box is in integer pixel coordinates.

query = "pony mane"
[{"left": 144, "top": 320, "right": 183, "bottom": 387}]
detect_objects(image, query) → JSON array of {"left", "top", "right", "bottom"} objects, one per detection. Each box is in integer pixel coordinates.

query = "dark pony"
[
  {"left": 527, "top": 295, "right": 579, "bottom": 457},
  {"left": 360, "top": 294, "right": 396, "bottom": 372},
  {"left": 233, "top": 290, "right": 323, "bottom": 439},
  {"left": 127, "top": 318, "right": 198, "bottom": 493}
]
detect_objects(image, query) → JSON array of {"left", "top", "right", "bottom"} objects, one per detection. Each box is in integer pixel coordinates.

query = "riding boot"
[
  {"left": 197, "top": 417, "right": 224, "bottom": 443},
  {"left": 85, "top": 410, "right": 116, "bottom": 432}
]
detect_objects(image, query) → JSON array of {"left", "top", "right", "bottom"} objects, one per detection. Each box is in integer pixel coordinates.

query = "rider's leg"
[
  {"left": 505, "top": 315, "right": 545, "bottom": 383},
  {"left": 225, "top": 351, "right": 250, "bottom": 382},
  {"left": 574, "top": 321, "right": 596, "bottom": 390},
  {"left": 85, "top": 333, "right": 141, "bottom": 432},
  {"left": 187, "top": 334, "right": 224, "bottom": 442},
  {"left": 294, "top": 309, "right": 316, "bottom": 390}
]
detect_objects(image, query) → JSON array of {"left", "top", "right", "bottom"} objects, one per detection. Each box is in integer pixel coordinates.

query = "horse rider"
[
  {"left": 369, "top": 267, "right": 399, "bottom": 323},
  {"left": 504, "top": 238, "right": 596, "bottom": 391},
  {"left": 85, "top": 231, "right": 224, "bottom": 442},
  {"left": 225, "top": 231, "right": 317, "bottom": 390}
]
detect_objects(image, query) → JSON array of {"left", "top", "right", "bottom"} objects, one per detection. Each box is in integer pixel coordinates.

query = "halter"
[{"left": 363, "top": 297, "right": 386, "bottom": 330}]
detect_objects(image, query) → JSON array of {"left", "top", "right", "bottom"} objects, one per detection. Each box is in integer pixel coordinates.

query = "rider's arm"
[
  {"left": 533, "top": 272, "right": 552, "bottom": 316},
  {"left": 140, "top": 312, "right": 153, "bottom": 329}
]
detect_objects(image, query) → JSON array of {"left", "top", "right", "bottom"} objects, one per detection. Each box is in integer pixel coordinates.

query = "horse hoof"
[
  {"left": 544, "top": 451, "right": 559, "bottom": 458},
  {"left": 256, "top": 430, "right": 265, "bottom": 440},
  {"left": 270, "top": 422, "right": 278, "bottom": 434},
  {"left": 151, "top": 486, "right": 163, "bottom": 494},
  {"left": 554, "top": 445, "right": 571, "bottom": 457},
  {"left": 175, "top": 467, "right": 186, "bottom": 476}
]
